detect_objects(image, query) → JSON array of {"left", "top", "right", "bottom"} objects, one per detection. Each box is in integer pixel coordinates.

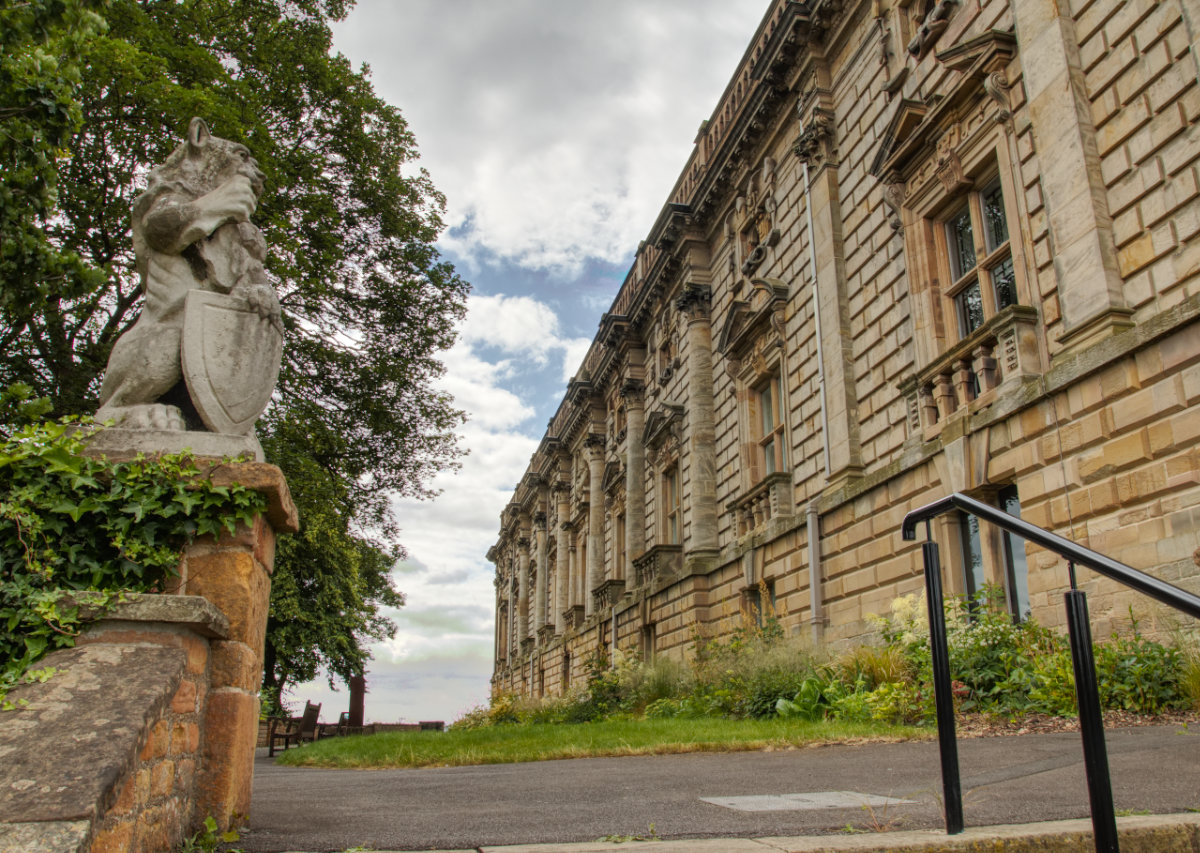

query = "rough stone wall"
[{"left": 0, "top": 597, "right": 226, "bottom": 853}]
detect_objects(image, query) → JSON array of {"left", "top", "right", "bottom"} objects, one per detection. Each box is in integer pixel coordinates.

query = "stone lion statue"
[{"left": 96, "top": 117, "right": 281, "bottom": 435}]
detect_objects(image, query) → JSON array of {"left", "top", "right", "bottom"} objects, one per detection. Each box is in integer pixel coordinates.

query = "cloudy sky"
[{"left": 291, "top": 0, "right": 771, "bottom": 723}]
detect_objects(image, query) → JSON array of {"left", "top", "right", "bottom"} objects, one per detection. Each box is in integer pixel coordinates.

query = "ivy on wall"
[{"left": 1, "top": 393, "right": 266, "bottom": 704}]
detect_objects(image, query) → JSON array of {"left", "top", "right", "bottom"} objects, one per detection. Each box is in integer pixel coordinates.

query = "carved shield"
[{"left": 181, "top": 290, "right": 282, "bottom": 435}]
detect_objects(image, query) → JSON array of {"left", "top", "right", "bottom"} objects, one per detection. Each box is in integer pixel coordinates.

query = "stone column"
[
  {"left": 508, "top": 571, "right": 517, "bottom": 666},
  {"left": 568, "top": 536, "right": 580, "bottom": 609},
  {"left": 1010, "top": 0, "right": 1131, "bottom": 348},
  {"left": 621, "top": 379, "right": 647, "bottom": 566},
  {"left": 533, "top": 512, "right": 549, "bottom": 635},
  {"left": 172, "top": 463, "right": 298, "bottom": 830},
  {"left": 554, "top": 484, "right": 571, "bottom": 634},
  {"left": 584, "top": 435, "right": 606, "bottom": 616},
  {"left": 676, "top": 284, "right": 719, "bottom": 554},
  {"left": 517, "top": 527, "right": 531, "bottom": 645}
]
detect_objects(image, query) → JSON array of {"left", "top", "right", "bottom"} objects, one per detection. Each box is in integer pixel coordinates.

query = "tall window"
[
  {"left": 957, "top": 485, "right": 1031, "bottom": 621},
  {"left": 642, "top": 622, "right": 656, "bottom": 662},
  {"left": 957, "top": 511, "right": 985, "bottom": 602},
  {"left": 662, "top": 467, "right": 680, "bottom": 544},
  {"left": 743, "top": 580, "right": 776, "bottom": 627},
  {"left": 943, "top": 177, "right": 1017, "bottom": 340},
  {"left": 998, "top": 485, "right": 1031, "bottom": 621},
  {"left": 613, "top": 513, "right": 626, "bottom": 579},
  {"left": 754, "top": 372, "right": 787, "bottom": 476}
]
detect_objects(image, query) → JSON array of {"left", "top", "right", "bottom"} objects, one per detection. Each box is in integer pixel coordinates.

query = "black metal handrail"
[
  {"left": 901, "top": 492, "right": 1200, "bottom": 853},
  {"left": 902, "top": 493, "right": 1200, "bottom": 618}
]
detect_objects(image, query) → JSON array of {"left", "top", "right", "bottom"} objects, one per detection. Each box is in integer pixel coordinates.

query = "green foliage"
[
  {"left": 279, "top": 717, "right": 923, "bottom": 769},
  {"left": 0, "top": 415, "right": 266, "bottom": 703},
  {"left": 0, "top": 0, "right": 469, "bottom": 702},
  {"left": 469, "top": 588, "right": 1194, "bottom": 731},
  {"left": 176, "top": 816, "right": 241, "bottom": 853},
  {"left": 0, "top": 0, "right": 108, "bottom": 340},
  {"left": 1095, "top": 631, "right": 1184, "bottom": 714}
]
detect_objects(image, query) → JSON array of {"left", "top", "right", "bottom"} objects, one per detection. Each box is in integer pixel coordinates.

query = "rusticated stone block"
[
  {"left": 183, "top": 550, "right": 271, "bottom": 658},
  {"left": 198, "top": 690, "right": 259, "bottom": 826},
  {"left": 88, "top": 820, "right": 134, "bottom": 853},
  {"left": 210, "top": 640, "right": 261, "bottom": 691}
]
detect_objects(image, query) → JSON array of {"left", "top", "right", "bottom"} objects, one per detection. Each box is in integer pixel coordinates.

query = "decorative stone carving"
[
  {"left": 94, "top": 118, "right": 281, "bottom": 460},
  {"left": 983, "top": 70, "right": 1011, "bottom": 124},
  {"left": 907, "top": 0, "right": 957, "bottom": 59},
  {"left": 881, "top": 171, "right": 906, "bottom": 233},
  {"left": 792, "top": 107, "right": 837, "bottom": 169},
  {"left": 675, "top": 283, "right": 713, "bottom": 323}
]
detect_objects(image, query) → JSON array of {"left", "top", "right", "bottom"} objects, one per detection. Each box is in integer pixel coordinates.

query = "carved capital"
[
  {"left": 619, "top": 378, "right": 645, "bottom": 407},
  {"left": 793, "top": 107, "right": 837, "bottom": 169},
  {"left": 675, "top": 283, "right": 712, "bottom": 323}
]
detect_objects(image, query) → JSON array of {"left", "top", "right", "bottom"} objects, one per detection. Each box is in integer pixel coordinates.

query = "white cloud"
[{"left": 332, "top": 0, "right": 768, "bottom": 274}]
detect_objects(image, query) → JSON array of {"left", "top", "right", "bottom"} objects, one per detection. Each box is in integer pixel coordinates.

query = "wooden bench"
[{"left": 267, "top": 700, "right": 321, "bottom": 757}]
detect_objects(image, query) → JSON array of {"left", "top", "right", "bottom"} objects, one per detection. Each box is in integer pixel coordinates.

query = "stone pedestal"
[{"left": 170, "top": 462, "right": 298, "bottom": 829}]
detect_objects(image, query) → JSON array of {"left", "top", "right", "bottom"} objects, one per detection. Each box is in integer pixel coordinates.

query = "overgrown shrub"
[
  {"left": 0, "top": 410, "right": 266, "bottom": 704},
  {"left": 465, "top": 586, "right": 1195, "bottom": 728}
]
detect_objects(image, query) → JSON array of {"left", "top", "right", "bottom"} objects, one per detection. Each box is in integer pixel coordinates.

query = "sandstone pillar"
[
  {"left": 584, "top": 436, "right": 606, "bottom": 615},
  {"left": 533, "top": 512, "right": 548, "bottom": 635},
  {"left": 676, "top": 284, "right": 719, "bottom": 554},
  {"left": 622, "top": 379, "right": 647, "bottom": 566},
  {"left": 1010, "top": 0, "right": 1131, "bottom": 348},
  {"left": 172, "top": 463, "right": 298, "bottom": 830},
  {"left": 517, "top": 527, "right": 531, "bottom": 646},
  {"left": 554, "top": 484, "right": 571, "bottom": 633},
  {"left": 507, "top": 567, "right": 517, "bottom": 666}
]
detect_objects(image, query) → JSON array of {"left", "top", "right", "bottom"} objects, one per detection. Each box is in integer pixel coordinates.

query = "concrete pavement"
[{"left": 238, "top": 724, "right": 1200, "bottom": 852}]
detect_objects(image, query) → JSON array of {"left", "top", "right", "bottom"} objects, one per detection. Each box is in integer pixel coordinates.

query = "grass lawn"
[{"left": 272, "top": 718, "right": 930, "bottom": 769}]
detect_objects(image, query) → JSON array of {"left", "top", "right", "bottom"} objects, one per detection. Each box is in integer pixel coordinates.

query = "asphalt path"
[{"left": 238, "top": 724, "right": 1200, "bottom": 852}]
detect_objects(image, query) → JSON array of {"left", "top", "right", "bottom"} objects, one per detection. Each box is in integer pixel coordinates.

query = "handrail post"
[
  {"left": 1065, "top": 589, "right": 1119, "bottom": 852},
  {"left": 922, "top": 539, "right": 964, "bottom": 834}
]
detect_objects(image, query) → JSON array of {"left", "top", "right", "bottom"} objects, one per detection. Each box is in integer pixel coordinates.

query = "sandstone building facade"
[{"left": 489, "top": 0, "right": 1200, "bottom": 697}]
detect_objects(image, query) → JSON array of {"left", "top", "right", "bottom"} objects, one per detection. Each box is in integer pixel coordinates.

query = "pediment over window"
[
  {"left": 870, "top": 30, "right": 1017, "bottom": 181},
  {"left": 642, "top": 404, "right": 683, "bottom": 451},
  {"left": 715, "top": 277, "right": 788, "bottom": 361},
  {"left": 601, "top": 460, "right": 624, "bottom": 493}
]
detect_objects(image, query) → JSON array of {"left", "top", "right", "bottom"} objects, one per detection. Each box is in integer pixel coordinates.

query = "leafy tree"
[
  {"left": 0, "top": 0, "right": 469, "bottom": 703},
  {"left": 0, "top": 0, "right": 107, "bottom": 352}
]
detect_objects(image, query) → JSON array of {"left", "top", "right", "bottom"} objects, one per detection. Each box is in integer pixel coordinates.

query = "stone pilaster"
[
  {"left": 533, "top": 511, "right": 548, "bottom": 635},
  {"left": 621, "top": 379, "right": 647, "bottom": 566},
  {"left": 584, "top": 435, "right": 606, "bottom": 615},
  {"left": 554, "top": 483, "right": 571, "bottom": 634},
  {"left": 676, "top": 284, "right": 719, "bottom": 554},
  {"left": 796, "top": 94, "right": 863, "bottom": 485},
  {"left": 1010, "top": 0, "right": 1131, "bottom": 349}
]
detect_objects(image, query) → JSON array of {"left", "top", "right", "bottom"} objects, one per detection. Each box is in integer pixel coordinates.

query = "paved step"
[{"left": 275, "top": 813, "right": 1200, "bottom": 853}]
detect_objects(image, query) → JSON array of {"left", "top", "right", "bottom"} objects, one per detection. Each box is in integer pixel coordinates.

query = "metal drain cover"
[{"left": 700, "top": 791, "right": 915, "bottom": 812}]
